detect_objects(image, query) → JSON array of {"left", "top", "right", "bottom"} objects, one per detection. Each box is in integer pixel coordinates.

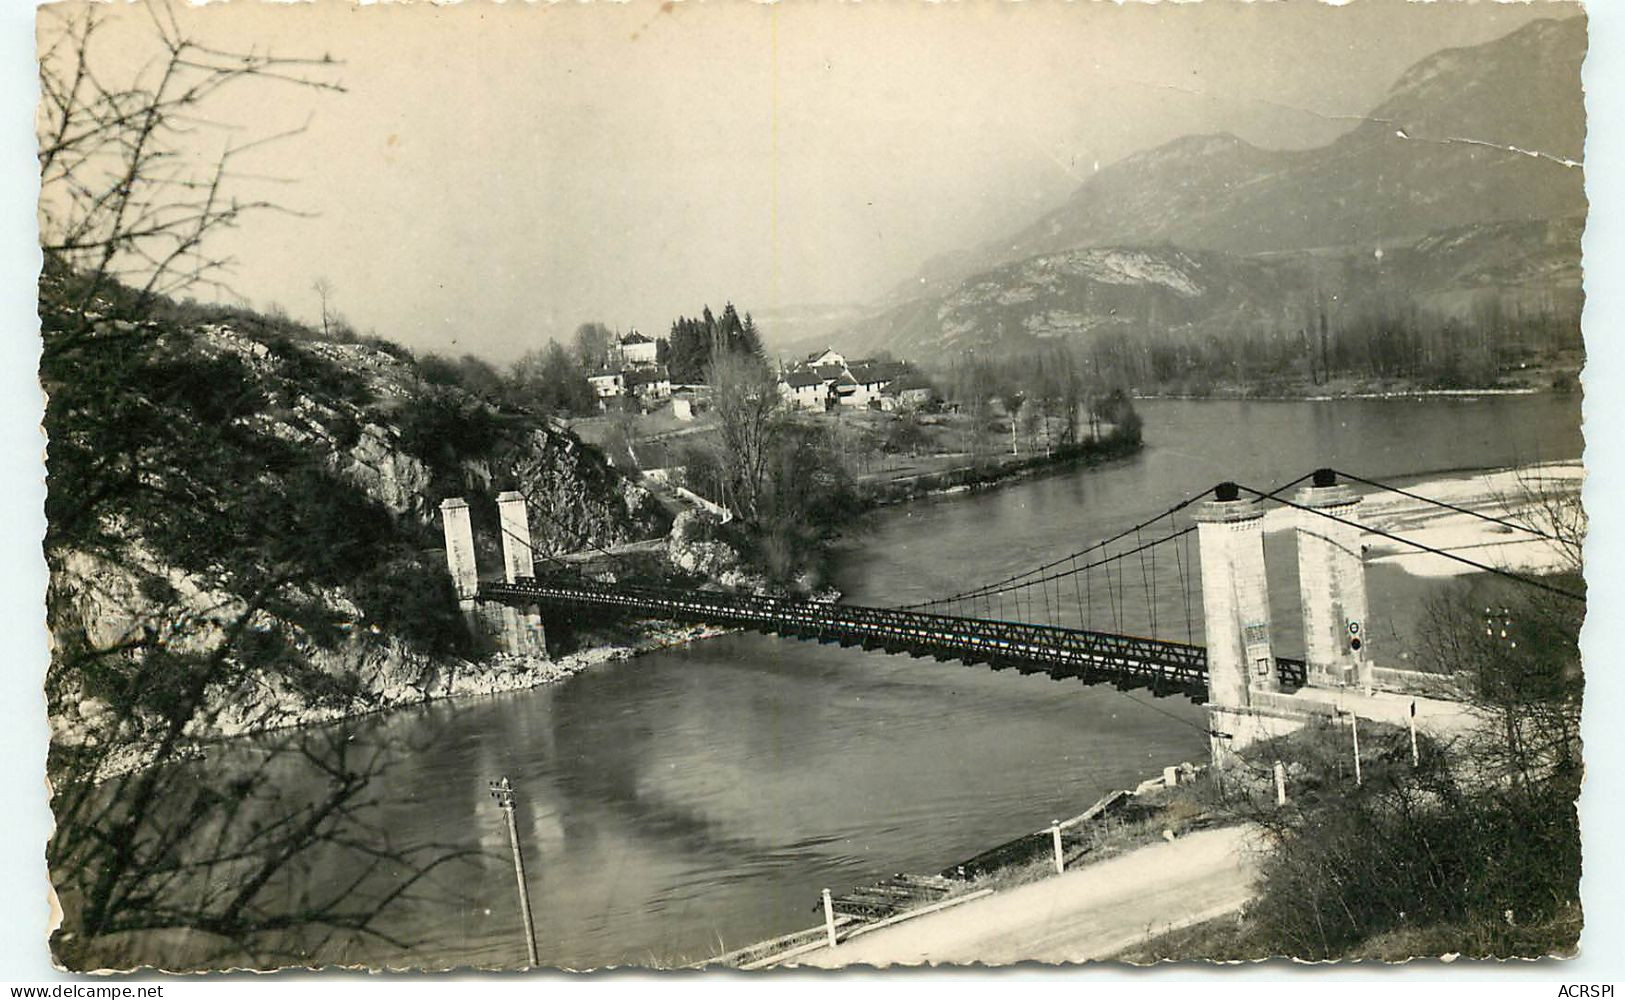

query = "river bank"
[
  {"left": 1141, "top": 386, "right": 1551, "bottom": 402},
  {"left": 81, "top": 619, "right": 733, "bottom": 781},
  {"left": 714, "top": 455, "right": 1584, "bottom": 968},
  {"left": 78, "top": 428, "right": 1136, "bottom": 781},
  {"left": 62, "top": 392, "right": 1581, "bottom": 970},
  {"left": 854, "top": 433, "right": 1143, "bottom": 507},
  {"left": 1129, "top": 355, "right": 1581, "bottom": 403},
  {"left": 711, "top": 760, "right": 1250, "bottom": 968}
]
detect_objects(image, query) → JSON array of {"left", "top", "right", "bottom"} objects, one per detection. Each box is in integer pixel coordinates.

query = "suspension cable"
[
  {"left": 1235, "top": 481, "right": 1584, "bottom": 602},
  {"left": 895, "top": 488, "right": 1214, "bottom": 610},
  {"left": 1330, "top": 467, "right": 1570, "bottom": 543}
]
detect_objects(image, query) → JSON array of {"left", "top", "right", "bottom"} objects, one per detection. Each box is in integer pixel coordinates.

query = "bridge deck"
[{"left": 479, "top": 579, "right": 1307, "bottom": 702}]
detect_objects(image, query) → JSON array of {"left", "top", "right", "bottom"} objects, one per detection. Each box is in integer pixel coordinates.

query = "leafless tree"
[
  {"left": 707, "top": 348, "right": 782, "bottom": 522},
  {"left": 39, "top": 6, "right": 488, "bottom": 970},
  {"left": 38, "top": 2, "right": 343, "bottom": 328},
  {"left": 1499, "top": 465, "right": 1587, "bottom": 576},
  {"left": 312, "top": 276, "right": 336, "bottom": 339},
  {"left": 1416, "top": 465, "right": 1585, "bottom": 793},
  {"left": 572, "top": 321, "right": 614, "bottom": 371}
]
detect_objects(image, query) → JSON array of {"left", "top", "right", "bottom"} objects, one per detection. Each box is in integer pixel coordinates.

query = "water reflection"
[{"left": 140, "top": 394, "right": 1580, "bottom": 969}]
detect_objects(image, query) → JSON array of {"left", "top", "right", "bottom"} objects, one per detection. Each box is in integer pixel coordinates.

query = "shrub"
[
  {"left": 394, "top": 387, "right": 499, "bottom": 472},
  {"left": 1232, "top": 716, "right": 1580, "bottom": 959}
]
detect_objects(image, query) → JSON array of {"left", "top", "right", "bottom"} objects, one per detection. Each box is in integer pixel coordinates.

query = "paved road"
[{"left": 790, "top": 824, "right": 1263, "bottom": 967}]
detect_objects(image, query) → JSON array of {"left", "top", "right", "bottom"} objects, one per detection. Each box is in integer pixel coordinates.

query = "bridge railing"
[{"left": 479, "top": 578, "right": 1231, "bottom": 697}]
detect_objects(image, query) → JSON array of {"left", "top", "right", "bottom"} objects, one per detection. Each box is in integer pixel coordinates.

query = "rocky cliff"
[{"left": 42, "top": 290, "right": 671, "bottom": 763}]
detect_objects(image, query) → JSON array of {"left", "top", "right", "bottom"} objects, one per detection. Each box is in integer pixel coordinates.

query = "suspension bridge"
[{"left": 441, "top": 467, "right": 1579, "bottom": 753}]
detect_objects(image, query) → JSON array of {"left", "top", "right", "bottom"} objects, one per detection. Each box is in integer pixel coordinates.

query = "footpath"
[{"left": 786, "top": 824, "right": 1262, "bottom": 968}]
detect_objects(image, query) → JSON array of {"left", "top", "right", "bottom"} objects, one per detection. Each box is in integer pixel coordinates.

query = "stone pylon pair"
[
  {"left": 1194, "top": 471, "right": 1369, "bottom": 739},
  {"left": 440, "top": 492, "right": 547, "bottom": 659}
]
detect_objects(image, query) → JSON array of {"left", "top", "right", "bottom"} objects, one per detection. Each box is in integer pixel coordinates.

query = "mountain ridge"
[{"left": 836, "top": 15, "right": 1586, "bottom": 359}]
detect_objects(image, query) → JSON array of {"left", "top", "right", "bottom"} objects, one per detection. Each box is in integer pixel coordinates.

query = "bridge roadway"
[{"left": 478, "top": 579, "right": 1307, "bottom": 702}]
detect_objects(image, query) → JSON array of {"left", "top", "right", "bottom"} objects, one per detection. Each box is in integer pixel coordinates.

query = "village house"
[
  {"left": 775, "top": 347, "right": 913, "bottom": 412},
  {"left": 587, "top": 370, "right": 625, "bottom": 400},
  {"left": 879, "top": 373, "right": 940, "bottom": 412},
  {"left": 627, "top": 364, "right": 672, "bottom": 403},
  {"left": 840, "top": 360, "right": 904, "bottom": 409},
  {"left": 805, "top": 348, "right": 846, "bottom": 368},
  {"left": 780, "top": 368, "right": 832, "bottom": 411}
]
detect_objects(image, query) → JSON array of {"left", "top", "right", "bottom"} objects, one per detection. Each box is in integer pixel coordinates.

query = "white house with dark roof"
[
  {"left": 627, "top": 363, "right": 672, "bottom": 402},
  {"left": 587, "top": 370, "right": 626, "bottom": 399},
  {"left": 779, "top": 368, "right": 832, "bottom": 411},
  {"left": 777, "top": 350, "right": 914, "bottom": 411},
  {"left": 806, "top": 347, "right": 846, "bottom": 368},
  {"left": 840, "top": 360, "right": 904, "bottom": 408},
  {"left": 613, "top": 330, "right": 659, "bottom": 367}
]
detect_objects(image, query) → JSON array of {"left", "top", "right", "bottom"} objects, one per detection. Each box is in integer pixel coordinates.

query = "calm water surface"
[{"left": 205, "top": 394, "right": 1583, "bottom": 969}]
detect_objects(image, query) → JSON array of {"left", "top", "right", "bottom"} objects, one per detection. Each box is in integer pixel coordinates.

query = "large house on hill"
[
  {"left": 776, "top": 348, "right": 922, "bottom": 412},
  {"left": 589, "top": 330, "right": 668, "bottom": 409},
  {"left": 611, "top": 330, "right": 659, "bottom": 368}
]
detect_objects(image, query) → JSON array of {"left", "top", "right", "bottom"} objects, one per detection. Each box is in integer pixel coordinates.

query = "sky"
[{"left": 44, "top": 0, "right": 1582, "bottom": 365}]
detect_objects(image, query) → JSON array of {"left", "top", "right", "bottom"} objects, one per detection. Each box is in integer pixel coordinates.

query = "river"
[{"left": 166, "top": 394, "right": 1584, "bottom": 970}]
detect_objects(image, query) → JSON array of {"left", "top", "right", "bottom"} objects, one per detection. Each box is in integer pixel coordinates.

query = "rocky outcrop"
[
  {"left": 665, "top": 509, "right": 760, "bottom": 591},
  {"left": 503, "top": 427, "right": 666, "bottom": 554},
  {"left": 338, "top": 423, "right": 435, "bottom": 519},
  {"left": 45, "top": 315, "right": 675, "bottom": 762}
]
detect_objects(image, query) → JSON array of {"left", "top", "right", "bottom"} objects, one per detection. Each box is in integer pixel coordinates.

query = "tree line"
[
  {"left": 664, "top": 302, "right": 764, "bottom": 383},
  {"left": 927, "top": 344, "right": 1142, "bottom": 464},
  {"left": 1077, "top": 289, "right": 1581, "bottom": 396},
  {"left": 410, "top": 304, "right": 765, "bottom": 418}
]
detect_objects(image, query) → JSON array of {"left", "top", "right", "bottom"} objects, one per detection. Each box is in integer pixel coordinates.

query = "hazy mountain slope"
[
  {"left": 871, "top": 246, "right": 1301, "bottom": 355},
  {"left": 902, "top": 17, "right": 1585, "bottom": 303},
  {"left": 863, "top": 217, "right": 1582, "bottom": 357}
]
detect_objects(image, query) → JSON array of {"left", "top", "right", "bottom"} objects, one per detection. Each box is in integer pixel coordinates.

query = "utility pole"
[
  {"left": 489, "top": 777, "right": 540, "bottom": 967},
  {"left": 1408, "top": 699, "right": 1420, "bottom": 768},
  {"left": 1347, "top": 712, "right": 1363, "bottom": 787}
]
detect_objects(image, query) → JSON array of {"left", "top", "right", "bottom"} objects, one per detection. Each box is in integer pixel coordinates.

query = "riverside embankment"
[{"left": 790, "top": 823, "right": 1262, "bottom": 967}]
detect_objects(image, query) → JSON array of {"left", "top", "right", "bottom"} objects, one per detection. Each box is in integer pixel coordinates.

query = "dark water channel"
[{"left": 187, "top": 394, "right": 1583, "bottom": 970}]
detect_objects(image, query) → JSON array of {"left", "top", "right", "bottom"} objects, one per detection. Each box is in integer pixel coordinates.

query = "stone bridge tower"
[
  {"left": 1194, "top": 483, "right": 1277, "bottom": 759},
  {"left": 1294, "top": 470, "right": 1371, "bottom": 691},
  {"left": 438, "top": 494, "right": 548, "bottom": 660},
  {"left": 1194, "top": 472, "right": 1374, "bottom": 762}
]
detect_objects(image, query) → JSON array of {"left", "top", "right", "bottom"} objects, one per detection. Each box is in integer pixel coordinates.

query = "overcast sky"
[{"left": 55, "top": 0, "right": 1581, "bottom": 365}]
